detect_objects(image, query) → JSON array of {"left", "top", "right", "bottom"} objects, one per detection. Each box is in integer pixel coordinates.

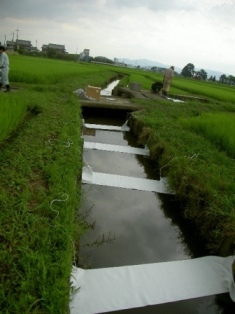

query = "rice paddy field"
[
  {"left": 181, "top": 112, "right": 235, "bottom": 158},
  {"left": 1, "top": 53, "right": 235, "bottom": 312}
]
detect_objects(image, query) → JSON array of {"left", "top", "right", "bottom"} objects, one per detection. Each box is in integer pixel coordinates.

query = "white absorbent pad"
[
  {"left": 82, "top": 166, "right": 173, "bottom": 194},
  {"left": 84, "top": 141, "right": 150, "bottom": 156},
  {"left": 70, "top": 256, "right": 235, "bottom": 314},
  {"left": 84, "top": 123, "right": 130, "bottom": 131}
]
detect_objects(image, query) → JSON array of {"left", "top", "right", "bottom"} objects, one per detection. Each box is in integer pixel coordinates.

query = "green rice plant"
[
  {"left": 0, "top": 94, "right": 27, "bottom": 143},
  {"left": 9, "top": 55, "right": 117, "bottom": 86},
  {"left": 181, "top": 112, "right": 235, "bottom": 158},
  {"left": 126, "top": 71, "right": 161, "bottom": 90},
  {"left": 0, "top": 56, "right": 122, "bottom": 313},
  {"left": 172, "top": 77, "right": 235, "bottom": 103}
]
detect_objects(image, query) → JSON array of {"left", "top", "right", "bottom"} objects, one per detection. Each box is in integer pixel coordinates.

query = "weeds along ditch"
[
  {"left": 0, "top": 93, "right": 27, "bottom": 143},
  {"left": 129, "top": 99, "right": 235, "bottom": 255},
  {"left": 0, "top": 92, "right": 83, "bottom": 313},
  {"left": 1, "top": 54, "right": 235, "bottom": 312},
  {"left": 0, "top": 55, "right": 122, "bottom": 313}
]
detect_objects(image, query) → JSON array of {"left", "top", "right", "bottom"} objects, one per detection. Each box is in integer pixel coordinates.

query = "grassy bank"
[
  {"left": 0, "top": 93, "right": 27, "bottom": 143},
  {"left": 0, "top": 55, "right": 118, "bottom": 313},
  {"left": 0, "top": 90, "right": 83, "bottom": 313},
  {"left": 129, "top": 98, "right": 235, "bottom": 254}
]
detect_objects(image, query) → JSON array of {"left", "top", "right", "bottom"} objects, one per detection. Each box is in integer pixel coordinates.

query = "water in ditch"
[
  {"left": 79, "top": 106, "right": 233, "bottom": 313},
  {"left": 101, "top": 79, "right": 120, "bottom": 96}
]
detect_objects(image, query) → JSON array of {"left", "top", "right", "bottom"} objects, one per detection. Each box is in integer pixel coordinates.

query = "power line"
[{"left": 15, "top": 28, "right": 19, "bottom": 40}]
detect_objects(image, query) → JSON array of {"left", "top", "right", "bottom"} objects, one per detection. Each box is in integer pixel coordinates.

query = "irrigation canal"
[{"left": 70, "top": 82, "right": 234, "bottom": 313}]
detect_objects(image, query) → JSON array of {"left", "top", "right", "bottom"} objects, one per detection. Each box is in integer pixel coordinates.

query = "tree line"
[{"left": 181, "top": 63, "right": 235, "bottom": 85}]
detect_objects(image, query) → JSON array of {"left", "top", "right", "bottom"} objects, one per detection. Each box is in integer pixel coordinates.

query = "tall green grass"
[
  {"left": 172, "top": 77, "right": 235, "bottom": 103},
  {"left": 181, "top": 112, "right": 235, "bottom": 158},
  {"left": 131, "top": 99, "right": 235, "bottom": 253},
  {"left": 0, "top": 94, "right": 27, "bottom": 143},
  {"left": 9, "top": 55, "right": 117, "bottom": 86},
  {"left": 1, "top": 55, "right": 121, "bottom": 312}
]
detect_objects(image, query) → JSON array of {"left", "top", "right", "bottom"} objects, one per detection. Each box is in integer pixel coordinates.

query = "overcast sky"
[{"left": 0, "top": 0, "right": 234, "bottom": 75}]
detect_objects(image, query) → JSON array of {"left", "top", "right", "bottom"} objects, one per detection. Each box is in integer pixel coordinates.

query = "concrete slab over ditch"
[
  {"left": 80, "top": 86, "right": 207, "bottom": 110},
  {"left": 80, "top": 95, "right": 141, "bottom": 111}
]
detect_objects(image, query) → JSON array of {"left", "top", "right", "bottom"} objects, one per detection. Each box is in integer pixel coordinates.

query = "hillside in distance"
[{"left": 117, "top": 58, "right": 226, "bottom": 80}]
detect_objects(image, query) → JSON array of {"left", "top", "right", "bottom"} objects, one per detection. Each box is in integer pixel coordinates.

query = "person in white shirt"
[
  {"left": 0, "top": 46, "right": 10, "bottom": 92},
  {"left": 161, "top": 66, "right": 174, "bottom": 97}
]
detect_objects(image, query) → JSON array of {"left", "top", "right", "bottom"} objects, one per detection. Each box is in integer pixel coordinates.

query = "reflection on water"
[
  {"left": 79, "top": 109, "right": 234, "bottom": 313},
  {"left": 111, "top": 296, "right": 224, "bottom": 314},
  {"left": 80, "top": 186, "right": 189, "bottom": 268}
]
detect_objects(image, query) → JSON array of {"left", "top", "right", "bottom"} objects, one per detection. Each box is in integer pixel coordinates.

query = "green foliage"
[
  {"left": 131, "top": 99, "right": 235, "bottom": 253},
  {"left": 0, "top": 55, "right": 119, "bottom": 313},
  {"left": 181, "top": 112, "right": 235, "bottom": 158},
  {"left": 181, "top": 63, "right": 195, "bottom": 77},
  {"left": 0, "top": 90, "right": 83, "bottom": 313},
  {"left": 9, "top": 55, "right": 117, "bottom": 86},
  {"left": 93, "top": 56, "right": 114, "bottom": 64},
  {"left": 172, "top": 77, "right": 235, "bottom": 103},
  {"left": 196, "top": 69, "right": 207, "bottom": 80},
  {"left": 219, "top": 73, "right": 235, "bottom": 85},
  {"left": 0, "top": 94, "right": 27, "bottom": 143}
]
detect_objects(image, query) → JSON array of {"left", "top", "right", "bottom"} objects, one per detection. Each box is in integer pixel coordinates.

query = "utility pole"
[
  {"left": 12, "top": 32, "right": 14, "bottom": 41},
  {"left": 36, "top": 40, "right": 37, "bottom": 47},
  {"left": 15, "top": 28, "right": 19, "bottom": 40},
  {"left": 4, "top": 35, "right": 6, "bottom": 46}
]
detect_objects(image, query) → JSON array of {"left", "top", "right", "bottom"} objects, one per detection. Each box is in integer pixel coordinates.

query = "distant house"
[
  {"left": 6, "top": 39, "right": 39, "bottom": 53},
  {"left": 80, "top": 49, "right": 90, "bottom": 61},
  {"left": 15, "top": 39, "right": 32, "bottom": 51},
  {"left": 6, "top": 41, "right": 15, "bottom": 51},
  {"left": 29, "top": 46, "right": 39, "bottom": 53},
  {"left": 42, "top": 43, "right": 66, "bottom": 54}
]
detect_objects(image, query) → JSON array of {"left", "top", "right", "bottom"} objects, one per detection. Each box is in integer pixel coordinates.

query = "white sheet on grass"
[
  {"left": 84, "top": 123, "right": 130, "bottom": 131},
  {"left": 167, "top": 97, "right": 184, "bottom": 103},
  {"left": 70, "top": 256, "right": 235, "bottom": 314},
  {"left": 84, "top": 141, "right": 150, "bottom": 156},
  {"left": 82, "top": 166, "right": 174, "bottom": 194}
]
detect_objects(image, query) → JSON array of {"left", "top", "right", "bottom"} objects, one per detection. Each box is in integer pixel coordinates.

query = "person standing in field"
[
  {"left": 161, "top": 66, "right": 174, "bottom": 97},
  {"left": 0, "top": 46, "right": 10, "bottom": 92}
]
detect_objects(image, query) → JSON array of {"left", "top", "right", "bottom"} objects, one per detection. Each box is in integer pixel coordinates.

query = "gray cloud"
[
  {"left": 1, "top": 0, "right": 233, "bottom": 26},
  {"left": 106, "top": 0, "right": 194, "bottom": 11},
  {"left": 1, "top": 0, "right": 235, "bottom": 74},
  {"left": 1, "top": 0, "right": 84, "bottom": 21},
  {"left": 0, "top": 0, "right": 195, "bottom": 21}
]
